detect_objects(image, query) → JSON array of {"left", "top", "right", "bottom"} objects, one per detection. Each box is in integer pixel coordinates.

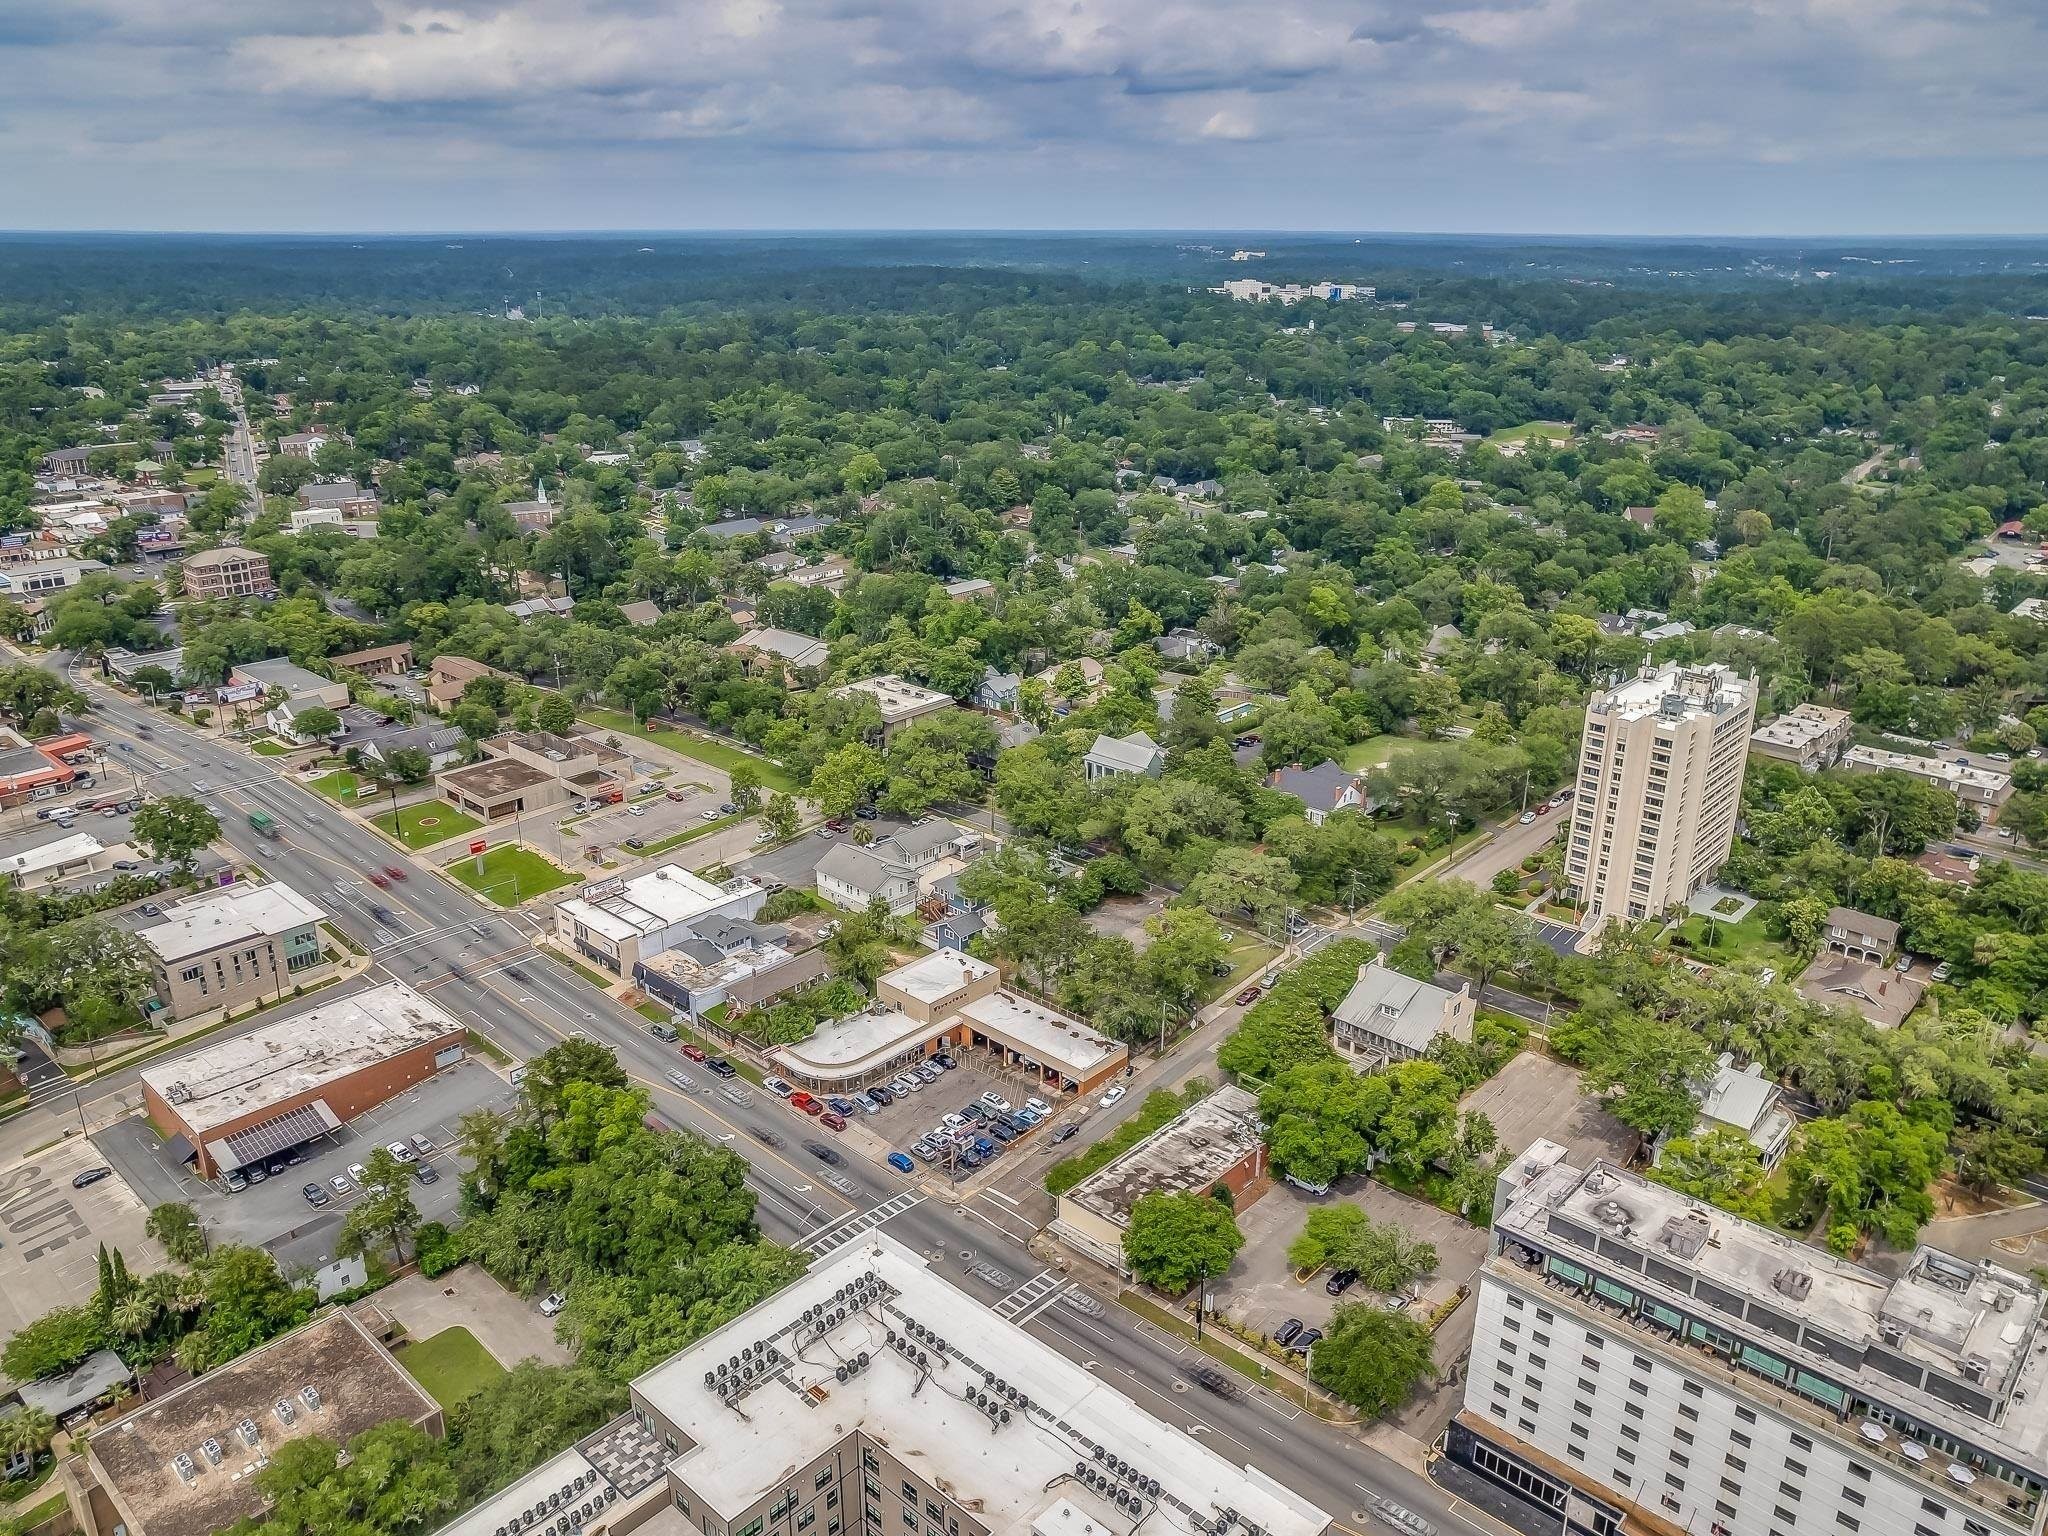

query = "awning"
[
  {"left": 164, "top": 1134, "right": 195, "bottom": 1165},
  {"left": 204, "top": 1099, "right": 341, "bottom": 1171}
]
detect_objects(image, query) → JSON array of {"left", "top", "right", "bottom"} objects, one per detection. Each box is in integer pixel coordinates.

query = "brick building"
[
  {"left": 180, "top": 546, "right": 274, "bottom": 600},
  {"left": 140, "top": 980, "right": 465, "bottom": 1179}
]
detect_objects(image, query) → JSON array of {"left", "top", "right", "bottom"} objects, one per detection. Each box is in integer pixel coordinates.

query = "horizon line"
[{"left": 4, "top": 226, "right": 2048, "bottom": 244}]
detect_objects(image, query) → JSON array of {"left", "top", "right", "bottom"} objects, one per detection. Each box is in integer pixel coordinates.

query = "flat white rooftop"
[
  {"left": 635, "top": 1234, "right": 1331, "bottom": 1536},
  {"left": 140, "top": 881, "right": 325, "bottom": 965},
  {"left": 1590, "top": 662, "right": 1752, "bottom": 724},
  {"left": 1, "top": 830, "right": 102, "bottom": 875},
  {"left": 1751, "top": 702, "right": 1850, "bottom": 749},
  {"left": 556, "top": 864, "right": 738, "bottom": 943},
  {"left": 835, "top": 674, "right": 953, "bottom": 722},
  {"left": 957, "top": 991, "right": 1121, "bottom": 1079},
  {"left": 141, "top": 980, "right": 462, "bottom": 1134},
  {"left": 773, "top": 1006, "right": 928, "bottom": 1076},
  {"left": 885, "top": 947, "right": 996, "bottom": 1006}
]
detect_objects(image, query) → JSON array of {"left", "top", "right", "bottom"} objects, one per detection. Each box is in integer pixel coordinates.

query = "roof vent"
[
  {"left": 1963, "top": 1356, "right": 1989, "bottom": 1384},
  {"left": 1772, "top": 1268, "right": 1813, "bottom": 1303}
]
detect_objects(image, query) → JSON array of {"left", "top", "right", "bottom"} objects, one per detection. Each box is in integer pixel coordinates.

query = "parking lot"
[
  {"left": 570, "top": 779, "right": 728, "bottom": 857},
  {"left": 0, "top": 1133, "right": 163, "bottom": 1330},
  {"left": 1083, "top": 889, "right": 1169, "bottom": 950},
  {"left": 839, "top": 1048, "right": 1086, "bottom": 1174},
  {"left": 93, "top": 1060, "right": 516, "bottom": 1253},
  {"left": 1459, "top": 1050, "right": 1638, "bottom": 1169}
]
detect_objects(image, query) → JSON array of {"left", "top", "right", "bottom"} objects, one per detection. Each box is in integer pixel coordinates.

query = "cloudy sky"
[{"left": 5, "top": 0, "right": 2045, "bottom": 235}]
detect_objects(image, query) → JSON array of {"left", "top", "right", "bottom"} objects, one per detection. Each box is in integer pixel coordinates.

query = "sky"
[{"left": 5, "top": 0, "right": 2047, "bottom": 236}]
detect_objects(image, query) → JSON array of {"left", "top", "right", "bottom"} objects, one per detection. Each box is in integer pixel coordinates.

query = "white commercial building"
[
  {"left": 1452, "top": 1147, "right": 2048, "bottom": 1536},
  {"left": 1568, "top": 664, "right": 1757, "bottom": 924},
  {"left": 554, "top": 864, "right": 765, "bottom": 976}
]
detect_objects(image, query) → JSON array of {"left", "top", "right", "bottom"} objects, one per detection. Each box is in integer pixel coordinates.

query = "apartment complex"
[
  {"left": 180, "top": 545, "right": 275, "bottom": 600},
  {"left": 1454, "top": 1146, "right": 2048, "bottom": 1536},
  {"left": 468, "top": 1233, "right": 1328, "bottom": 1536},
  {"left": 833, "top": 674, "right": 954, "bottom": 740},
  {"left": 1750, "top": 704, "right": 1855, "bottom": 772},
  {"left": 1567, "top": 664, "right": 1757, "bottom": 923},
  {"left": 1841, "top": 747, "right": 2013, "bottom": 811}
]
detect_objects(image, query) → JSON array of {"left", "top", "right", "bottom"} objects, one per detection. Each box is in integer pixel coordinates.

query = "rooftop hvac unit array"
[
  {"left": 492, "top": 1470, "right": 611, "bottom": 1536},
  {"left": 1072, "top": 1463, "right": 1147, "bottom": 1513},
  {"left": 708, "top": 1338, "right": 789, "bottom": 1403}
]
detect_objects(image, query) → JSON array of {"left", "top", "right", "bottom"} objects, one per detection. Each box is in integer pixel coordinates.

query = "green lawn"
[
  {"left": 582, "top": 709, "right": 798, "bottom": 793},
  {"left": 1486, "top": 420, "right": 1575, "bottom": 447},
  {"left": 309, "top": 769, "right": 377, "bottom": 803},
  {"left": 1666, "top": 910, "right": 1796, "bottom": 972},
  {"left": 251, "top": 739, "right": 291, "bottom": 756},
  {"left": 637, "top": 812, "right": 745, "bottom": 858},
  {"left": 398, "top": 1326, "right": 506, "bottom": 1409},
  {"left": 450, "top": 846, "right": 578, "bottom": 907},
  {"left": 374, "top": 801, "right": 484, "bottom": 849},
  {"left": 1340, "top": 737, "right": 1404, "bottom": 772}
]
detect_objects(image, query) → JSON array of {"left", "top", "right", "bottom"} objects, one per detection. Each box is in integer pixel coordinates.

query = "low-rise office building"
[
  {"left": 138, "top": 880, "right": 329, "bottom": 1021},
  {"left": 835, "top": 675, "right": 954, "bottom": 740},
  {"left": 331, "top": 641, "right": 414, "bottom": 679},
  {"left": 180, "top": 546, "right": 274, "bottom": 600},
  {"left": 771, "top": 949, "right": 1127, "bottom": 1096},
  {"left": 1456, "top": 1149, "right": 2048, "bottom": 1536},
  {"left": 66, "top": 1309, "right": 441, "bottom": 1536},
  {"left": 1051, "top": 1085, "right": 1267, "bottom": 1272},
  {"left": 437, "top": 729, "right": 630, "bottom": 820},
  {"left": 553, "top": 864, "right": 766, "bottom": 976},
  {"left": 1, "top": 829, "right": 110, "bottom": 888},
  {"left": 141, "top": 980, "right": 466, "bottom": 1179}
]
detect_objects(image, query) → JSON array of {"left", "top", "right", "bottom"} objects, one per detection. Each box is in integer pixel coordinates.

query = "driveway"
[
  {"left": 0, "top": 1133, "right": 162, "bottom": 1336},
  {"left": 739, "top": 816, "right": 912, "bottom": 890},
  {"left": 373, "top": 1263, "right": 571, "bottom": 1367}
]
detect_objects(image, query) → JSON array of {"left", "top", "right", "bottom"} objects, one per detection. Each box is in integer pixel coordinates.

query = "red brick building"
[{"left": 140, "top": 980, "right": 465, "bottom": 1179}]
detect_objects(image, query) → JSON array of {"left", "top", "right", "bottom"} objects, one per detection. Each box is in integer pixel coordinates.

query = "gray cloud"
[{"left": 1, "top": 0, "right": 2045, "bottom": 232}]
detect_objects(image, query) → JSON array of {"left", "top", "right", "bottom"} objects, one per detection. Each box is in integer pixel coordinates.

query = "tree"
[
  {"left": 1652, "top": 1127, "right": 1772, "bottom": 1219},
  {"left": 130, "top": 795, "right": 221, "bottom": 870},
  {"left": 456, "top": 1107, "right": 508, "bottom": 1201},
  {"left": 144, "top": 1201, "right": 207, "bottom": 1263},
  {"left": 1783, "top": 1101, "right": 1948, "bottom": 1253},
  {"left": 1, "top": 1305, "right": 106, "bottom": 1381},
  {"left": 883, "top": 712, "right": 997, "bottom": 815},
  {"left": 1189, "top": 847, "right": 1298, "bottom": 931},
  {"left": 338, "top": 1149, "right": 421, "bottom": 1262},
  {"left": 761, "top": 792, "right": 800, "bottom": 841},
  {"left": 1336, "top": 1217, "right": 1438, "bottom": 1296},
  {"left": 1307, "top": 1304, "right": 1435, "bottom": 1416},
  {"left": 288, "top": 705, "right": 341, "bottom": 741},
  {"left": 536, "top": 693, "right": 577, "bottom": 734},
  {"left": 450, "top": 699, "right": 499, "bottom": 740},
  {"left": 444, "top": 1363, "right": 628, "bottom": 1501},
  {"left": 1285, "top": 1205, "right": 1366, "bottom": 1274},
  {"left": 809, "top": 742, "right": 887, "bottom": 819},
  {"left": 223, "top": 1420, "right": 458, "bottom": 1536},
  {"left": 0, "top": 1405, "right": 55, "bottom": 1466},
  {"left": 382, "top": 745, "right": 434, "bottom": 784},
  {"left": 728, "top": 761, "right": 763, "bottom": 813},
  {"left": 1122, "top": 1191, "right": 1244, "bottom": 1294}
]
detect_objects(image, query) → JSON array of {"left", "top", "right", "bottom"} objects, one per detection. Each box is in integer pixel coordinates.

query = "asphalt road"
[{"left": 12, "top": 655, "right": 1510, "bottom": 1536}]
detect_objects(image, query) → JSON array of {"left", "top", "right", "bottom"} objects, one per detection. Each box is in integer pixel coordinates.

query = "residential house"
[
  {"left": 1331, "top": 960, "right": 1475, "bottom": 1067},
  {"left": 1797, "top": 953, "right": 1923, "bottom": 1029},
  {"left": 972, "top": 667, "right": 1021, "bottom": 712},
  {"left": 275, "top": 430, "right": 329, "bottom": 458},
  {"left": 1682, "top": 1053, "right": 1795, "bottom": 1170},
  {"left": 814, "top": 822, "right": 980, "bottom": 915},
  {"left": 1156, "top": 627, "right": 1221, "bottom": 664},
  {"left": 751, "top": 550, "right": 804, "bottom": 578},
  {"left": 503, "top": 594, "right": 574, "bottom": 620},
  {"left": 357, "top": 723, "right": 466, "bottom": 775},
  {"left": 1084, "top": 731, "right": 1166, "bottom": 781},
  {"left": 618, "top": 600, "right": 664, "bottom": 628},
  {"left": 1624, "top": 505, "right": 1657, "bottom": 529},
  {"left": 1914, "top": 848, "right": 1979, "bottom": 886},
  {"left": 784, "top": 556, "right": 852, "bottom": 592},
  {"left": 943, "top": 577, "right": 995, "bottom": 603},
  {"left": 1031, "top": 656, "right": 1104, "bottom": 712},
  {"left": 330, "top": 642, "right": 414, "bottom": 680},
  {"left": 297, "top": 480, "right": 378, "bottom": 517},
  {"left": 424, "top": 654, "right": 513, "bottom": 710},
  {"left": 1841, "top": 744, "right": 2012, "bottom": 809},
  {"left": 728, "top": 627, "right": 829, "bottom": 682},
  {"left": 1824, "top": 906, "right": 1899, "bottom": 964},
  {"left": 1266, "top": 761, "right": 1372, "bottom": 826}
]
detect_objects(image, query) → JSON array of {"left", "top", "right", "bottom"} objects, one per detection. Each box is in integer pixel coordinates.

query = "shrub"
[{"left": 416, "top": 1222, "right": 463, "bottom": 1278}]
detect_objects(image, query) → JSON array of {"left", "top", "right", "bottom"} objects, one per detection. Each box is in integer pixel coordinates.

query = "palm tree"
[
  {"left": 111, "top": 1290, "right": 159, "bottom": 1344},
  {"left": 0, "top": 1406, "right": 56, "bottom": 1465}
]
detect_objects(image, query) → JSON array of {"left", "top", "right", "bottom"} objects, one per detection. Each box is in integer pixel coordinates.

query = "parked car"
[
  {"left": 329, "top": 1174, "right": 353, "bottom": 1195},
  {"left": 763, "top": 1076, "right": 795, "bottom": 1097},
  {"left": 1234, "top": 985, "right": 1262, "bottom": 1006},
  {"left": 302, "top": 1182, "right": 329, "bottom": 1207},
  {"left": 348, "top": 1162, "right": 369, "bottom": 1183},
  {"left": 867, "top": 1084, "right": 894, "bottom": 1105},
  {"left": 666, "top": 787, "right": 690, "bottom": 801},
  {"left": 414, "top": 1161, "right": 440, "bottom": 1184},
  {"left": 71, "top": 1166, "right": 113, "bottom": 1189},
  {"left": 1274, "top": 1318, "right": 1304, "bottom": 1346},
  {"left": 1098, "top": 1085, "right": 1126, "bottom": 1108},
  {"left": 1289, "top": 1328, "right": 1322, "bottom": 1353},
  {"left": 245, "top": 1164, "right": 267, "bottom": 1183},
  {"left": 410, "top": 1133, "right": 435, "bottom": 1155},
  {"left": 1932, "top": 961, "right": 1953, "bottom": 982},
  {"left": 112, "top": 859, "right": 141, "bottom": 872},
  {"left": 540, "top": 1292, "right": 568, "bottom": 1317},
  {"left": 681, "top": 1043, "right": 708, "bottom": 1062},
  {"left": 385, "top": 1140, "right": 417, "bottom": 1163},
  {"left": 825, "top": 1096, "right": 858, "bottom": 1116},
  {"left": 887, "top": 1151, "right": 916, "bottom": 1174},
  {"left": 824, "top": 818, "right": 849, "bottom": 832},
  {"left": 854, "top": 805, "right": 880, "bottom": 820},
  {"left": 820, "top": 1111, "right": 847, "bottom": 1131},
  {"left": 980, "top": 1091, "right": 1012, "bottom": 1112},
  {"left": 705, "top": 1057, "right": 738, "bottom": 1078},
  {"left": 648, "top": 1020, "right": 679, "bottom": 1042},
  {"left": 1325, "top": 1268, "right": 1359, "bottom": 1296},
  {"left": 625, "top": 836, "right": 646, "bottom": 850},
  {"left": 795, "top": 1096, "right": 824, "bottom": 1117},
  {"left": 223, "top": 1169, "right": 248, "bottom": 1192},
  {"left": 1518, "top": 810, "right": 1538, "bottom": 824},
  {"left": 933, "top": 1052, "right": 956, "bottom": 1070},
  {"left": 1025, "top": 1097, "right": 1051, "bottom": 1116}
]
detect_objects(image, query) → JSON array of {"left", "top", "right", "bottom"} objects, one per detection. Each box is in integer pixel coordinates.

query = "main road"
[{"left": 15, "top": 656, "right": 1515, "bottom": 1536}]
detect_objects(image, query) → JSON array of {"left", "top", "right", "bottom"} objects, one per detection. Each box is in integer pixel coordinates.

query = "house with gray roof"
[
  {"left": 972, "top": 667, "right": 1021, "bottom": 712},
  {"left": 1083, "top": 731, "right": 1165, "bottom": 781},
  {"left": 1686, "top": 1053, "right": 1795, "bottom": 1169},
  {"left": 1266, "top": 761, "right": 1373, "bottom": 825},
  {"left": 1332, "top": 959, "right": 1474, "bottom": 1066},
  {"left": 814, "top": 821, "right": 981, "bottom": 914}
]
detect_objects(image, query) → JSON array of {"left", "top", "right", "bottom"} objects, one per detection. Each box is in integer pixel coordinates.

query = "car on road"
[
  {"left": 1051, "top": 1123, "right": 1079, "bottom": 1144},
  {"left": 680, "top": 1043, "right": 707, "bottom": 1062},
  {"left": 1274, "top": 1318, "right": 1303, "bottom": 1345},
  {"left": 329, "top": 1174, "right": 353, "bottom": 1195},
  {"left": 385, "top": 1140, "right": 417, "bottom": 1163},
  {"left": 302, "top": 1182, "right": 329, "bottom": 1207},
  {"left": 383, "top": 865, "right": 407, "bottom": 881},
  {"left": 1518, "top": 810, "right": 1538, "bottom": 824},
  {"left": 1325, "top": 1267, "right": 1359, "bottom": 1296},
  {"left": 763, "top": 1076, "right": 795, "bottom": 1097},
  {"left": 887, "top": 1151, "right": 916, "bottom": 1173},
  {"left": 979, "top": 1091, "right": 1011, "bottom": 1112},
  {"left": 1233, "top": 985, "right": 1262, "bottom": 1006},
  {"left": 1364, "top": 1499, "right": 1437, "bottom": 1536},
  {"left": 414, "top": 1161, "right": 439, "bottom": 1184},
  {"left": 804, "top": 1140, "right": 842, "bottom": 1164},
  {"left": 1185, "top": 1363, "right": 1238, "bottom": 1399},
  {"left": 751, "top": 1128, "right": 784, "bottom": 1147},
  {"left": 1288, "top": 1327, "right": 1322, "bottom": 1353},
  {"left": 1098, "top": 1085, "right": 1126, "bottom": 1108},
  {"left": 368, "top": 871, "right": 390, "bottom": 887},
  {"left": 193, "top": 780, "right": 211, "bottom": 792},
  {"left": 540, "top": 1292, "right": 568, "bottom": 1317},
  {"left": 71, "top": 1166, "right": 113, "bottom": 1189}
]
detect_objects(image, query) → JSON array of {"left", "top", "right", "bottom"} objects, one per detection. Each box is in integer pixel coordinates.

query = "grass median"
[{"left": 582, "top": 709, "right": 798, "bottom": 793}]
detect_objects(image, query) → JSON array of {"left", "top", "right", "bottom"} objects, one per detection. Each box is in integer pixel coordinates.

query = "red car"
[
  {"left": 680, "top": 1043, "right": 708, "bottom": 1062},
  {"left": 820, "top": 1111, "right": 847, "bottom": 1131},
  {"left": 383, "top": 865, "right": 408, "bottom": 882},
  {"left": 368, "top": 871, "right": 390, "bottom": 888},
  {"left": 1234, "top": 986, "right": 1263, "bottom": 1007},
  {"left": 824, "top": 818, "right": 849, "bottom": 832}
]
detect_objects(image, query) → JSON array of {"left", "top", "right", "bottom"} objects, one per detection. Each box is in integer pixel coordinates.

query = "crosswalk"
[
  {"left": 800, "top": 1191, "right": 923, "bottom": 1256},
  {"left": 991, "top": 1269, "right": 1068, "bottom": 1322}
]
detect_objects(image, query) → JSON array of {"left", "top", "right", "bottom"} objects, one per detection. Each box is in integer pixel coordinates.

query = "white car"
[
  {"left": 347, "top": 1162, "right": 368, "bottom": 1184},
  {"left": 1518, "top": 810, "right": 1537, "bottom": 824},
  {"left": 1025, "top": 1097, "right": 1051, "bottom": 1116},
  {"left": 385, "top": 1140, "right": 418, "bottom": 1163},
  {"left": 941, "top": 1113, "right": 967, "bottom": 1131},
  {"left": 979, "top": 1091, "right": 1011, "bottom": 1112},
  {"left": 1098, "top": 1085, "right": 1127, "bottom": 1108},
  {"left": 540, "top": 1292, "right": 568, "bottom": 1317},
  {"left": 763, "top": 1076, "right": 795, "bottom": 1098}
]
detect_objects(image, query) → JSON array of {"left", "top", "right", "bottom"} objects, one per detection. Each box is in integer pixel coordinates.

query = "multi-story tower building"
[
  {"left": 1566, "top": 663, "right": 1757, "bottom": 924},
  {"left": 1451, "top": 1144, "right": 2048, "bottom": 1536}
]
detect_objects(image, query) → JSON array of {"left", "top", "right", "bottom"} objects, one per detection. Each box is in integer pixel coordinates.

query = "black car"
[
  {"left": 301, "top": 1182, "right": 329, "bottom": 1207},
  {"left": 1289, "top": 1328, "right": 1322, "bottom": 1353},
  {"left": 960, "top": 1102, "right": 988, "bottom": 1123},
  {"left": 706, "top": 1058, "right": 738, "bottom": 1078},
  {"left": 1325, "top": 1268, "right": 1359, "bottom": 1296},
  {"left": 625, "top": 836, "right": 646, "bottom": 850},
  {"left": 804, "top": 1141, "right": 843, "bottom": 1165},
  {"left": 267, "top": 1158, "right": 287, "bottom": 1177},
  {"left": 1186, "top": 1363, "right": 1239, "bottom": 1399},
  {"left": 1273, "top": 1318, "right": 1304, "bottom": 1346},
  {"left": 1051, "top": 1123, "right": 1080, "bottom": 1143},
  {"left": 71, "top": 1166, "right": 113, "bottom": 1189},
  {"left": 989, "top": 1122, "right": 1017, "bottom": 1143},
  {"left": 413, "top": 1161, "right": 440, "bottom": 1184},
  {"left": 752, "top": 1128, "right": 784, "bottom": 1147},
  {"left": 868, "top": 1084, "right": 894, "bottom": 1104},
  {"left": 853, "top": 805, "right": 879, "bottom": 820}
]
